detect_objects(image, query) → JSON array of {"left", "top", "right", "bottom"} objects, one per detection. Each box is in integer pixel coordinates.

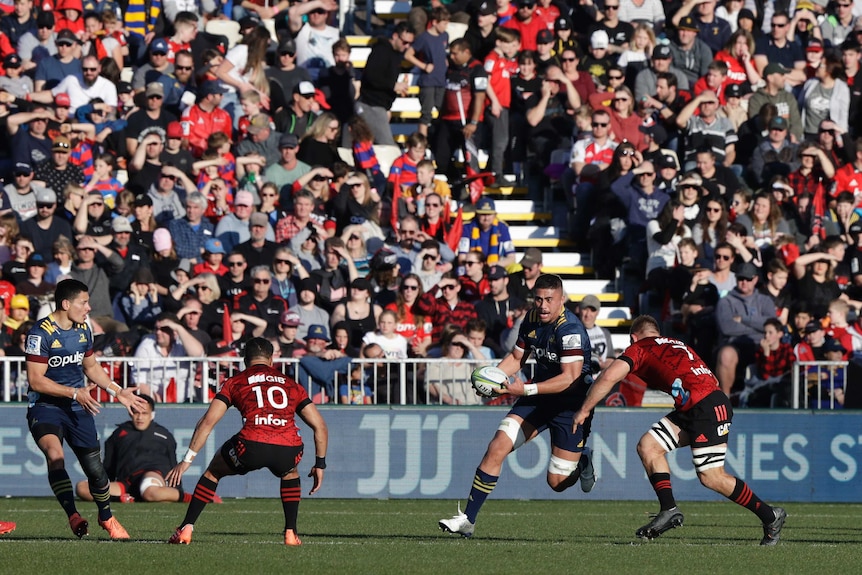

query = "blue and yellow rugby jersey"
[
  {"left": 515, "top": 307, "right": 592, "bottom": 385},
  {"left": 25, "top": 314, "right": 94, "bottom": 408}
]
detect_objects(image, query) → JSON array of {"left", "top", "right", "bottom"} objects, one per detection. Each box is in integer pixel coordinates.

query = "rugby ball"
[{"left": 471, "top": 366, "right": 509, "bottom": 397}]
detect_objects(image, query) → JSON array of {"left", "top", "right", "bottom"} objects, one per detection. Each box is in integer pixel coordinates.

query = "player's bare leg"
[{"left": 440, "top": 416, "right": 537, "bottom": 537}]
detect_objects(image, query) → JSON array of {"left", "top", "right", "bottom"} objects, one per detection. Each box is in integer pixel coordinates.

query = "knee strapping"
[
  {"left": 73, "top": 446, "right": 109, "bottom": 484},
  {"left": 548, "top": 455, "right": 579, "bottom": 476},
  {"left": 139, "top": 476, "right": 165, "bottom": 495},
  {"left": 648, "top": 418, "right": 680, "bottom": 453},
  {"left": 692, "top": 445, "right": 727, "bottom": 472},
  {"left": 497, "top": 417, "right": 527, "bottom": 449}
]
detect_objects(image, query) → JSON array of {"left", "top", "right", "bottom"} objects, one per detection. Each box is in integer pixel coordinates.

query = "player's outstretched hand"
[
  {"left": 308, "top": 466, "right": 324, "bottom": 495},
  {"left": 166, "top": 462, "right": 190, "bottom": 488},
  {"left": 75, "top": 383, "right": 101, "bottom": 415},
  {"left": 117, "top": 386, "right": 149, "bottom": 415}
]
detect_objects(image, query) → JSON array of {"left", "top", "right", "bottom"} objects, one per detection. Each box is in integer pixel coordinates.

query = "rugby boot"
[
  {"left": 99, "top": 516, "right": 130, "bottom": 540},
  {"left": 636, "top": 507, "right": 684, "bottom": 540},
  {"left": 284, "top": 529, "right": 302, "bottom": 546},
  {"left": 69, "top": 513, "right": 89, "bottom": 538},
  {"left": 760, "top": 507, "right": 786, "bottom": 546},
  {"left": 168, "top": 524, "right": 194, "bottom": 545},
  {"left": 438, "top": 502, "right": 475, "bottom": 537},
  {"left": 578, "top": 447, "right": 597, "bottom": 493}
]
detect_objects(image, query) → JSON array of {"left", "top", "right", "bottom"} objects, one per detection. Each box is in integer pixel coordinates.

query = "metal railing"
[
  {"left": 791, "top": 361, "right": 849, "bottom": 410},
  {"left": 1, "top": 356, "right": 533, "bottom": 406}
]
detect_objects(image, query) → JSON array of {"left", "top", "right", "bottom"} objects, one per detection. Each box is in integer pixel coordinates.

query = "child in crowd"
[
  {"left": 740, "top": 317, "right": 795, "bottom": 407},
  {"left": 404, "top": 6, "right": 450, "bottom": 137},
  {"left": 484, "top": 26, "right": 520, "bottom": 184},
  {"left": 85, "top": 152, "right": 124, "bottom": 209}
]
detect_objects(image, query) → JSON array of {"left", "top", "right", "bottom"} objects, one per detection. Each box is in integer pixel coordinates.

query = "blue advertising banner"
[{"left": 0, "top": 405, "right": 859, "bottom": 502}]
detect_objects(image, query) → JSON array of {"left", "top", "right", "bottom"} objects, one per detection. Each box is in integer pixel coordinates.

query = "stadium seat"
[
  {"left": 373, "top": 144, "right": 402, "bottom": 176},
  {"left": 262, "top": 18, "right": 278, "bottom": 42},
  {"left": 337, "top": 147, "right": 356, "bottom": 167},
  {"left": 206, "top": 20, "right": 242, "bottom": 49},
  {"left": 446, "top": 22, "right": 468, "bottom": 41}
]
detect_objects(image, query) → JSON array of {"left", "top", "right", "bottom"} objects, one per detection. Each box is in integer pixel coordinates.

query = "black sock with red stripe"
[
  {"left": 280, "top": 477, "right": 301, "bottom": 531},
  {"left": 728, "top": 478, "right": 775, "bottom": 524},
  {"left": 181, "top": 476, "right": 219, "bottom": 526},
  {"left": 648, "top": 473, "right": 677, "bottom": 511}
]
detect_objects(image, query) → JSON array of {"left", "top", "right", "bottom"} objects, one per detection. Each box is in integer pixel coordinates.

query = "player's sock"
[
  {"left": 648, "top": 473, "right": 676, "bottom": 511},
  {"left": 280, "top": 477, "right": 301, "bottom": 531},
  {"left": 90, "top": 481, "right": 113, "bottom": 522},
  {"left": 464, "top": 468, "right": 498, "bottom": 524},
  {"left": 48, "top": 469, "right": 78, "bottom": 518},
  {"left": 182, "top": 477, "right": 219, "bottom": 526},
  {"left": 728, "top": 478, "right": 775, "bottom": 524},
  {"left": 181, "top": 492, "right": 192, "bottom": 503}
]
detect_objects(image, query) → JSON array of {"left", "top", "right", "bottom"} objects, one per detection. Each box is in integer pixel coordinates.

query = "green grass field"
[{"left": 0, "top": 498, "right": 859, "bottom": 574}]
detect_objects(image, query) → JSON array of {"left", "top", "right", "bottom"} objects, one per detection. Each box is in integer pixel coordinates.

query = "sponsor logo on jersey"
[
  {"left": 51, "top": 339, "right": 62, "bottom": 349},
  {"left": 254, "top": 413, "right": 289, "bottom": 426},
  {"left": 527, "top": 330, "right": 536, "bottom": 338},
  {"left": 561, "top": 334, "right": 581, "bottom": 350},
  {"left": 248, "top": 373, "right": 286, "bottom": 384},
  {"left": 25, "top": 335, "right": 41, "bottom": 355},
  {"left": 695, "top": 433, "right": 708, "bottom": 443},
  {"left": 717, "top": 423, "right": 731, "bottom": 436},
  {"left": 48, "top": 351, "right": 85, "bottom": 368},
  {"left": 531, "top": 346, "right": 558, "bottom": 361},
  {"left": 79, "top": 333, "right": 87, "bottom": 343}
]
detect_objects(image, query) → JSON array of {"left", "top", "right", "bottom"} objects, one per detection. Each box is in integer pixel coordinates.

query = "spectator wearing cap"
[
  {"left": 0, "top": 53, "right": 34, "bottom": 100},
  {"left": 73, "top": 190, "right": 114, "bottom": 243},
  {"left": 668, "top": 17, "right": 714, "bottom": 86},
  {"left": 457, "top": 197, "right": 516, "bottom": 267},
  {"left": 413, "top": 270, "right": 478, "bottom": 343},
  {"left": 125, "top": 82, "right": 178, "bottom": 157},
  {"left": 718, "top": 82, "right": 747, "bottom": 131},
  {"left": 715, "top": 260, "right": 776, "bottom": 395},
  {"left": 588, "top": 0, "right": 633, "bottom": 56},
  {"left": 748, "top": 116, "right": 800, "bottom": 187},
  {"left": 3, "top": 293, "right": 31, "bottom": 332},
  {"left": 611, "top": 159, "right": 670, "bottom": 307},
  {"left": 33, "top": 135, "right": 85, "bottom": 195},
  {"left": 507, "top": 247, "right": 542, "bottom": 304},
  {"left": 475, "top": 264, "right": 524, "bottom": 347},
  {"left": 118, "top": 267, "right": 165, "bottom": 331},
  {"left": 236, "top": 211, "right": 278, "bottom": 270},
  {"left": 799, "top": 57, "right": 850, "bottom": 140},
  {"left": 676, "top": 89, "right": 738, "bottom": 170},
  {"left": 747, "top": 63, "right": 803, "bottom": 142},
  {"left": 14, "top": 252, "right": 55, "bottom": 297},
  {"left": 581, "top": 30, "right": 616, "bottom": 87},
  {"left": 289, "top": 277, "right": 330, "bottom": 340},
  {"left": 654, "top": 150, "right": 681, "bottom": 192},
  {"left": 275, "top": 310, "right": 306, "bottom": 358},
  {"left": 20, "top": 187, "right": 73, "bottom": 261},
  {"left": 464, "top": 1, "right": 498, "bottom": 63},
  {"left": 34, "top": 28, "right": 83, "bottom": 92},
  {"left": 180, "top": 80, "right": 232, "bottom": 158},
  {"left": 167, "top": 191, "right": 214, "bottom": 262},
  {"left": 233, "top": 265, "right": 288, "bottom": 338},
  {"left": 266, "top": 36, "right": 312, "bottom": 113},
  {"left": 273, "top": 80, "right": 316, "bottom": 141},
  {"left": 297, "top": 323, "right": 351, "bottom": 401},
  {"left": 671, "top": 0, "right": 731, "bottom": 55},
  {"left": 107, "top": 214, "right": 152, "bottom": 296},
  {"left": 289, "top": 0, "right": 341, "bottom": 81},
  {"left": 159, "top": 121, "right": 195, "bottom": 176},
  {"left": 192, "top": 237, "right": 228, "bottom": 277},
  {"left": 1, "top": 161, "right": 47, "bottom": 221},
  {"left": 236, "top": 113, "right": 281, "bottom": 167},
  {"left": 214, "top": 190, "right": 274, "bottom": 253},
  {"left": 633, "top": 45, "right": 690, "bottom": 101},
  {"left": 356, "top": 22, "right": 414, "bottom": 146},
  {"left": 132, "top": 38, "right": 174, "bottom": 93},
  {"left": 752, "top": 11, "right": 806, "bottom": 85},
  {"left": 577, "top": 294, "right": 615, "bottom": 372},
  {"left": 266, "top": 133, "right": 311, "bottom": 205},
  {"left": 16, "top": 10, "right": 55, "bottom": 73}
]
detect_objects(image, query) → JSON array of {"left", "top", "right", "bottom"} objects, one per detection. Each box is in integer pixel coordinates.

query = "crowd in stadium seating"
[{"left": 1, "top": 0, "right": 861, "bottom": 407}]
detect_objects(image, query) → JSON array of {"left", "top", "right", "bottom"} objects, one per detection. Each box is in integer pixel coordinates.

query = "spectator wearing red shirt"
[
  {"left": 484, "top": 26, "right": 520, "bottom": 183},
  {"left": 412, "top": 271, "right": 478, "bottom": 343},
  {"left": 503, "top": 0, "right": 543, "bottom": 51},
  {"left": 181, "top": 81, "right": 233, "bottom": 158}
]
